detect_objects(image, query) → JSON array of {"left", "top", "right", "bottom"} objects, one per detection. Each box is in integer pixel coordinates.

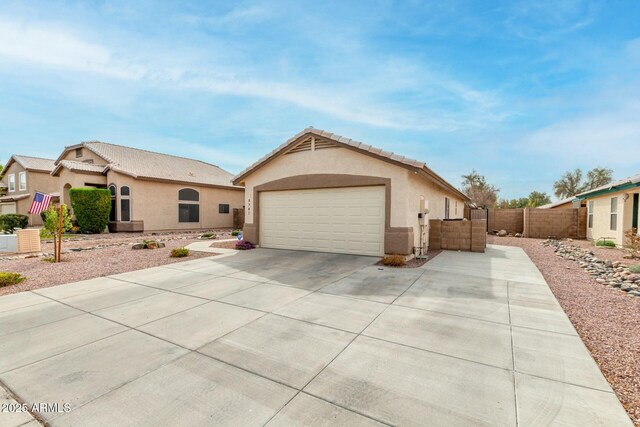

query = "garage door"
[{"left": 259, "top": 186, "right": 385, "bottom": 256}]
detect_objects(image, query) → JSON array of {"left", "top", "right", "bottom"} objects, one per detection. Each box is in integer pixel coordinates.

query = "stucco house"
[
  {"left": 50, "top": 142, "right": 244, "bottom": 232},
  {"left": 232, "top": 128, "right": 468, "bottom": 256},
  {"left": 0, "top": 155, "right": 58, "bottom": 224},
  {"left": 576, "top": 174, "right": 640, "bottom": 246}
]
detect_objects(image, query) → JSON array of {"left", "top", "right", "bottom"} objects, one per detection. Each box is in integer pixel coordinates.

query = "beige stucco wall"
[
  {"left": 586, "top": 189, "right": 640, "bottom": 245},
  {"left": 407, "top": 173, "right": 465, "bottom": 247},
  {"left": 2, "top": 162, "right": 59, "bottom": 226},
  {"left": 241, "top": 147, "right": 410, "bottom": 228},
  {"left": 239, "top": 146, "right": 465, "bottom": 251},
  {"left": 106, "top": 171, "right": 243, "bottom": 231}
]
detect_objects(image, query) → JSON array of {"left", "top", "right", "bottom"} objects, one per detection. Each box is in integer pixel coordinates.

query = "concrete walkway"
[{"left": 0, "top": 245, "right": 631, "bottom": 426}]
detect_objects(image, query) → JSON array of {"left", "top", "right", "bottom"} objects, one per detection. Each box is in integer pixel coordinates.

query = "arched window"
[
  {"left": 178, "top": 188, "right": 199, "bottom": 223},
  {"left": 108, "top": 185, "right": 117, "bottom": 222},
  {"left": 120, "top": 186, "right": 131, "bottom": 222}
]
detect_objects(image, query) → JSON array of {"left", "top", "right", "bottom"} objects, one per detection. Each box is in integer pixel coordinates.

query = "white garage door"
[{"left": 259, "top": 186, "right": 385, "bottom": 256}]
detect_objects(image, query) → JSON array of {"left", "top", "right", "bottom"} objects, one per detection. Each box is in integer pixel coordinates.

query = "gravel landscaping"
[
  {"left": 488, "top": 235, "right": 640, "bottom": 425},
  {"left": 0, "top": 230, "right": 239, "bottom": 296}
]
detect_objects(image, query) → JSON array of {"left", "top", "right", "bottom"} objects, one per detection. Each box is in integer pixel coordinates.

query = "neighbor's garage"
[{"left": 259, "top": 186, "right": 385, "bottom": 256}]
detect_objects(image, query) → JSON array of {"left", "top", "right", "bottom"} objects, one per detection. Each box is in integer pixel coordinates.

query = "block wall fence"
[{"left": 429, "top": 219, "right": 486, "bottom": 253}]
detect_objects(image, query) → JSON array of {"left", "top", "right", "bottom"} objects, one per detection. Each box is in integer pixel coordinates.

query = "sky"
[{"left": 0, "top": 0, "right": 638, "bottom": 200}]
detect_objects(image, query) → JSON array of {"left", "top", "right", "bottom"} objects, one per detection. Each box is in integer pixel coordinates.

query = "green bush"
[
  {"left": 0, "top": 272, "right": 25, "bottom": 287},
  {"left": 595, "top": 239, "right": 616, "bottom": 248},
  {"left": 69, "top": 188, "right": 111, "bottom": 233},
  {"left": 629, "top": 264, "right": 640, "bottom": 274},
  {"left": 0, "top": 214, "right": 29, "bottom": 233},
  {"left": 200, "top": 232, "right": 216, "bottom": 239},
  {"left": 171, "top": 247, "right": 190, "bottom": 257},
  {"left": 231, "top": 230, "right": 240, "bottom": 236}
]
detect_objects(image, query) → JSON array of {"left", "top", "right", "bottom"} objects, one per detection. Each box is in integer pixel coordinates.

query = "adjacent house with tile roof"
[
  {"left": 0, "top": 155, "right": 59, "bottom": 224},
  {"left": 49, "top": 142, "right": 244, "bottom": 232},
  {"left": 575, "top": 174, "right": 640, "bottom": 246}
]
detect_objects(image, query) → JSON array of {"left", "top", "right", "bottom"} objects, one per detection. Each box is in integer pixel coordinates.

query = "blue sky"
[{"left": 0, "top": 0, "right": 638, "bottom": 199}]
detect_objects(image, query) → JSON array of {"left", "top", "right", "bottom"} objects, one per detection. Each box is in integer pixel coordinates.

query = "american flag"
[{"left": 28, "top": 192, "right": 52, "bottom": 215}]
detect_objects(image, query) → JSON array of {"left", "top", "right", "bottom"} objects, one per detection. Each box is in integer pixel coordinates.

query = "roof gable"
[
  {"left": 54, "top": 142, "right": 240, "bottom": 189},
  {"left": 2, "top": 155, "right": 56, "bottom": 175},
  {"left": 233, "top": 128, "right": 468, "bottom": 201}
]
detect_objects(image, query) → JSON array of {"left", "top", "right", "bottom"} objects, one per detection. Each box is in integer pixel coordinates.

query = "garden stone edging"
[{"left": 542, "top": 239, "right": 640, "bottom": 297}]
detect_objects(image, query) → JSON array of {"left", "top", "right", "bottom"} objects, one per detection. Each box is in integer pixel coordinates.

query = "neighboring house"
[
  {"left": 539, "top": 197, "right": 586, "bottom": 209},
  {"left": 233, "top": 128, "right": 468, "bottom": 256},
  {"left": 576, "top": 174, "right": 640, "bottom": 246},
  {"left": 0, "top": 155, "right": 58, "bottom": 224},
  {"left": 51, "top": 142, "right": 244, "bottom": 232}
]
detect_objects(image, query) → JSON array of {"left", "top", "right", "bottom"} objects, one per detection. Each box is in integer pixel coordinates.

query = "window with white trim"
[
  {"left": 610, "top": 197, "right": 618, "bottom": 231},
  {"left": 444, "top": 197, "right": 450, "bottom": 219},
  {"left": 18, "top": 172, "right": 26, "bottom": 191},
  {"left": 120, "top": 186, "right": 131, "bottom": 222},
  {"left": 588, "top": 200, "right": 594, "bottom": 228},
  {"left": 178, "top": 188, "right": 199, "bottom": 223},
  {"left": 8, "top": 174, "right": 15, "bottom": 192}
]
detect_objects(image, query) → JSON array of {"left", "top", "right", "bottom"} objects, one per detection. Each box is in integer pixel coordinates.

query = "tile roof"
[
  {"left": 539, "top": 197, "right": 575, "bottom": 209},
  {"left": 233, "top": 128, "right": 469, "bottom": 201},
  {"left": 58, "top": 142, "right": 239, "bottom": 189},
  {"left": 53, "top": 160, "right": 107, "bottom": 175},
  {"left": 576, "top": 173, "right": 640, "bottom": 198},
  {"left": 4, "top": 155, "right": 56, "bottom": 173}
]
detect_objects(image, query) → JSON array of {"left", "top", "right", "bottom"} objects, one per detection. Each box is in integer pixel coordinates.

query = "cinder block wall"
[
  {"left": 524, "top": 208, "right": 580, "bottom": 239},
  {"left": 429, "top": 219, "right": 486, "bottom": 253},
  {"left": 487, "top": 208, "right": 524, "bottom": 234}
]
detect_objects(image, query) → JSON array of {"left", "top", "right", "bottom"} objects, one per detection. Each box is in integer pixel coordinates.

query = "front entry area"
[{"left": 259, "top": 186, "right": 385, "bottom": 256}]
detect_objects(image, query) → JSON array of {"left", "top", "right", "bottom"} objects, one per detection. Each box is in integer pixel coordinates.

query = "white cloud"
[
  {"left": 0, "top": 14, "right": 504, "bottom": 133},
  {"left": 0, "top": 17, "right": 145, "bottom": 79}
]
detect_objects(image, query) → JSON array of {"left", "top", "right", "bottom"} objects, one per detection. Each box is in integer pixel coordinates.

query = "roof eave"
[{"left": 576, "top": 182, "right": 640, "bottom": 200}]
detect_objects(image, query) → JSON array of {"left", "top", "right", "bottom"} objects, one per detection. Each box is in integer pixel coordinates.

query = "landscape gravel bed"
[
  {"left": 0, "top": 239, "right": 210, "bottom": 296},
  {"left": 488, "top": 235, "right": 640, "bottom": 425}
]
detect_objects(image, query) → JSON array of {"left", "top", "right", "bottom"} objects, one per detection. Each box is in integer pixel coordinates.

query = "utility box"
[
  {"left": 0, "top": 234, "right": 18, "bottom": 253},
  {"left": 16, "top": 229, "right": 41, "bottom": 253}
]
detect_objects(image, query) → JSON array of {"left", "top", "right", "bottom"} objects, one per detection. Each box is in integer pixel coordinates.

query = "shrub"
[
  {"left": 381, "top": 254, "right": 406, "bottom": 267},
  {"left": 625, "top": 228, "right": 640, "bottom": 253},
  {"left": 629, "top": 264, "right": 640, "bottom": 274},
  {"left": 231, "top": 230, "right": 240, "bottom": 236},
  {"left": 42, "top": 256, "right": 55, "bottom": 263},
  {"left": 0, "top": 272, "right": 25, "bottom": 287},
  {"left": 0, "top": 214, "right": 29, "bottom": 233},
  {"left": 235, "top": 240, "right": 255, "bottom": 250},
  {"left": 39, "top": 228, "right": 53, "bottom": 239},
  {"left": 69, "top": 188, "right": 111, "bottom": 233},
  {"left": 200, "top": 232, "right": 216, "bottom": 239},
  {"left": 595, "top": 239, "right": 616, "bottom": 248},
  {"left": 170, "top": 247, "right": 190, "bottom": 258}
]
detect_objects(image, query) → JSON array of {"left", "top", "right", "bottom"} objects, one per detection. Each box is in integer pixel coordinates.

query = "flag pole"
[{"left": 57, "top": 204, "right": 63, "bottom": 262}]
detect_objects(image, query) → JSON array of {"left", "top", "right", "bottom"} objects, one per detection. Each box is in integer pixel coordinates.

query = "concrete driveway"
[{"left": 0, "top": 245, "right": 631, "bottom": 426}]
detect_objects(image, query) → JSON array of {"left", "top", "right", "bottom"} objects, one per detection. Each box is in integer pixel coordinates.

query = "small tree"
[
  {"left": 461, "top": 170, "right": 500, "bottom": 208},
  {"left": 527, "top": 191, "right": 552, "bottom": 207},
  {"left": 69, "top": 188, "right": 111, "bottom": 233},
  {"left": 42, "top": 204, "right": 72, "bottom": 262}
]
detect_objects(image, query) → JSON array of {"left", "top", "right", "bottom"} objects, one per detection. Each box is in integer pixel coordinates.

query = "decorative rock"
[
  {"left": 498, "top": 230, "right": 508, "bottom": 237},
  {"left": 132, "top": 243, "right": 146, "bottom": 250}
]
